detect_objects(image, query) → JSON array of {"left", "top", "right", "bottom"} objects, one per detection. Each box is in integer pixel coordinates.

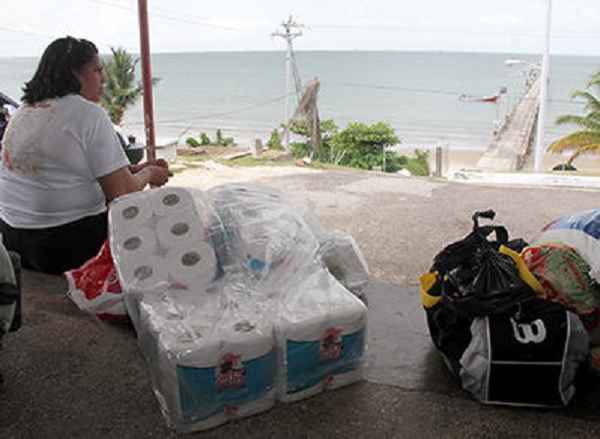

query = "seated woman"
[{"left": 0, "top": 36, "right": 173, "bottom": 274}]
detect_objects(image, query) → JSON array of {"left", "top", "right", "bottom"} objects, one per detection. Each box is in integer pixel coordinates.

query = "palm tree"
[
  {"left": 100, "top": 47, "right": 158, "bottom": 126},
  {"left": 547, "top": 72, "right": 600, "bottom": 166}
]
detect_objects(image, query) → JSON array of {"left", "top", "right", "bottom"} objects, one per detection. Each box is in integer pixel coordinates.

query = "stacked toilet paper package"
[{"left": 108, "top": 184, "right": 368, "bottom": 433}]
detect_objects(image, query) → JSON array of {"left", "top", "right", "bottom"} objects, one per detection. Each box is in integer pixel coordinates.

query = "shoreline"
[
  {"left": 159, "top": 140, "right": 600, "bottom": 180},
  {"left": 393, "top": 145, "right": 600, "bottom": 175},
  {"left": 166, "top": 149, "right": 600, "bottom": 195}
]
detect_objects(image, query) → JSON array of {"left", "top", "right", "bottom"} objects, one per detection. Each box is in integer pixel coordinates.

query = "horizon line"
[{"left": 2, "top": 48, "right": 599, "bottom": 59}]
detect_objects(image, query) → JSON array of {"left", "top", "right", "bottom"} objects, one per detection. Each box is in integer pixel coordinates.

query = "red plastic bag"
[{"left": 64, "top": 239, "right": 127, "bottom": 322}]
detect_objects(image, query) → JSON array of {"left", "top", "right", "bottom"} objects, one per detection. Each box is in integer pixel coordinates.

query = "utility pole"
[
  {"left": 534, "top": 0, "right": 552, "bottom": 172},
  {"left": 272, "top": 16, "right": 304, "bottom": 149}
]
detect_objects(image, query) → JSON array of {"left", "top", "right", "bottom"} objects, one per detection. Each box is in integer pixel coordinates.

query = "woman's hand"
[
  {"left": 146, "top": 164, "right": 173, "bottom": 187},
  {"left": 129, "top": 158, "right": 170, "bottom": 174},
  {"left": 99, "top": 163, "right": 173, "bottom": 201},
  {"left": 154, "top": 158, "right": 169, "bottom": 169}
]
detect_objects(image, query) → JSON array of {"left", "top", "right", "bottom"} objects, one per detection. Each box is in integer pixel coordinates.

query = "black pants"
[{"left": 0, "top": 212, "right": 108, "bottom": 275}]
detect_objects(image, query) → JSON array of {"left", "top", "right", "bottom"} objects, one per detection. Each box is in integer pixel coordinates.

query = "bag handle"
[{"left": 432, "top": 225, "right": 509, "bottom": 273}]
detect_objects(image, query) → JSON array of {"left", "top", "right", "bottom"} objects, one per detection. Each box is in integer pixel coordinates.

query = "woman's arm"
[
  {"left": 128, "top": 158, "right": 169, "bottom": 174},
  {"left": 98, "top": 164, "right": 173, "bottom": 201}
]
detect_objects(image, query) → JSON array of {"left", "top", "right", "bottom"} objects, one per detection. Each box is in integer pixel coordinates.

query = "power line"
[
  {"left": 154, "top": 94, "right": 288, "bottom": 125},
  {"left": 310, "top": 23, "right": 600, "bottom": 40},
  {"left": 89, "top": 0, "right": 258, "bottom": 34}
]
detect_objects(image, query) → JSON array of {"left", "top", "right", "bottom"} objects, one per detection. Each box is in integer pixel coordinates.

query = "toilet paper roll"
[
  {"left": 150, "top": 187, "right": 195, "bottom": 217},
  {"left": 166, "top": 242, "right": 218, "bottom": 287},
  {"left": 218, "top": 317, "right": 275, "bottom": 362},
  {"left": 120, "top": 255, "right": 168, "bottom": 291},
  {"left": 113, "top": 227, "right": 158, "bottom": 259},
  {"left": 156, "top": 212, "right": 206, "bottom": 249},
  {"left": 109, "top": 193, "right": 153, "bottom": 231}
]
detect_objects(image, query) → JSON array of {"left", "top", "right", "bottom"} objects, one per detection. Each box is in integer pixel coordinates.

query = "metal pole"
[
  {"left": 534, "top": 0, "right": 552, "bottom": 172},
  {"left": 137, "top": 0, "right": 156, "bottom": 162}
]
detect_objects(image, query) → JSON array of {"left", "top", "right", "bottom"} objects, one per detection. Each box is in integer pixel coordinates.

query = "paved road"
[{"left": 1, "top": 168, "right": 599, "bottom": 438}]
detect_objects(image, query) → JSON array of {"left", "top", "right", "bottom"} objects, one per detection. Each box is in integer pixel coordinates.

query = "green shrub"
[
  {"left": 186, "top": 137, "right": 200, "bottom": 147},
  {"left": 266, "top": 129, "right": 284, "bottom": 150},
  {"left": 185, "top": 130, "right": 236, "bottom": 148},
  {"left": 200, "top": 132, "right": 211, "bottom": 145},
  {"left": 266, "top": 120, "right": 432, "bottom": 176},
  {"left": 403, "top": 149, "right": 430, "bottom": 176}
]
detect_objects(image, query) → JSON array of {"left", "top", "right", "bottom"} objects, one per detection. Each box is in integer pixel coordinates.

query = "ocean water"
[{"left": 1, "top": 51, "right": 598, "bottom": 151}]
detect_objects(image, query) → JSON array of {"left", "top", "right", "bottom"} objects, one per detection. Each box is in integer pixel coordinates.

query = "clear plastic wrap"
[
  {"left": 108, "top": 185, "right": 368, "bottom": 433},
  {"left": 319, "top": 229, "right": 370, "bottom": 300},
  {"left": 207, "top": 183, "right": 321, "bottom": 295}
]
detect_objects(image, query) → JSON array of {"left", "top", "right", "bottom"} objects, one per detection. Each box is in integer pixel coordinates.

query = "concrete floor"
[{"left": 2, "top": 168, "right": 600, "bottom": 437}]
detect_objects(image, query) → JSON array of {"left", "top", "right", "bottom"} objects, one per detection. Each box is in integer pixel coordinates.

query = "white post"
[
  {"left": 534, "top": 0, "right": 552, "bottom": 172},
  {"left": 284, "top": 40, "right": 294, "bottom": 151},
  {"left": 284, "top": 40, "right": 291, "bottom": 124}
]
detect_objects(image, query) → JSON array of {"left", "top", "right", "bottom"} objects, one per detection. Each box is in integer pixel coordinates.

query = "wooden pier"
[{"left": 476, "top": 75, "right": 541, "bottom": 171}]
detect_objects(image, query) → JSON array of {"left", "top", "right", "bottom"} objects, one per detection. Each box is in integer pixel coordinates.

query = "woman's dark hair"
[{"left": 22, "top": 36, "right": 99, "bottom": 104}]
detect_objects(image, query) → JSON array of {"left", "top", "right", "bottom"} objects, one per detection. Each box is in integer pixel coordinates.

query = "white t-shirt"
[{"left": 0, "top": 94, "right": 130, "bottom": 228}]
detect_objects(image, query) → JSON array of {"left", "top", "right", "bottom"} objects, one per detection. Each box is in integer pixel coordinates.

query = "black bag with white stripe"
[
  {"left": 459, "top": 298, "right": 588, "bottom": 407},
  {"left": 422, "top": 210, "right": 589, "bottom": 407}
]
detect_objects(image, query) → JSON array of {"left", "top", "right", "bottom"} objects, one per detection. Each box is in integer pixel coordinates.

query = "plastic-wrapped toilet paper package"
[
  {"left": 532, "top": 209, "right": 600, "bottom": 282},
  {"left": 136, "top": 292, "right": 277, "bottom": 433},
  {"left": 105, "top": 183, "right": 369, "bottom": 433},
  {"left": 109, "top": 187, "right": 227, "bottom": 294},
  {"left": 277, "top": 269, "right": 368, "bottom": 403},
  {"left": 319, "top": 229, "right": 370, "bottom": 299},
  {"left": 208, "top": 184, "right": 320, "bottom": 291},
  {"left": 131, "top": 284, "right": 224, "bottom": 336}
]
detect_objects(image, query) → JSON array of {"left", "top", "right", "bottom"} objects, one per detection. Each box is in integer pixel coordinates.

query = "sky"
[{"left": 1, "top": 0, "right": 600, "bottom": 57}]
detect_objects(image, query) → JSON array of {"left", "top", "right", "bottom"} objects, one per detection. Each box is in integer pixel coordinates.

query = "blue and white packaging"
[
  {"left": 278, "top": 271, "right": 367, "bottom": 403},
  {"left": 136, "top": 297, "right": 277, "bottom": 433}
]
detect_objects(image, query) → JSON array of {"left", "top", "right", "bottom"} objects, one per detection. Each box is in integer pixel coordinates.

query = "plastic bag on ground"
[
  {"left": 319, "top": 229, "right": 370, "bottom": 301},
  {"left": 64, "top": 239, "right": 126, "bottom": 322}
]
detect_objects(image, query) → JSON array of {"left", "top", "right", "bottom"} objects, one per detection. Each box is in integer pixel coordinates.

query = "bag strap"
[{"left": 476, "top": 224, "right": 509, "bottom": 246}]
